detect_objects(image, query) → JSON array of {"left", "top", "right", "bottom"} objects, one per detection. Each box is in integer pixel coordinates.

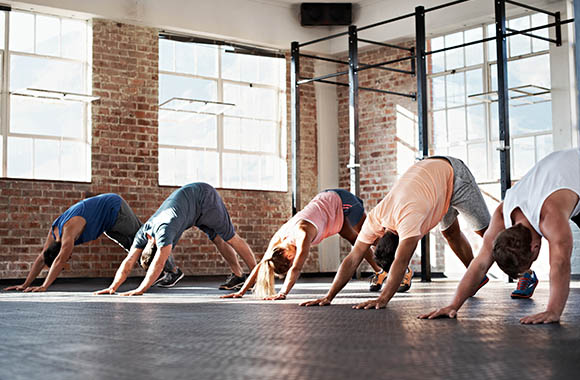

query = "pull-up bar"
[
  {"left": 300, "top": 77, "right": 417, "bottom": 99},
  {"left": 504, "top": 0, "right": 558, "bottom": 17}
]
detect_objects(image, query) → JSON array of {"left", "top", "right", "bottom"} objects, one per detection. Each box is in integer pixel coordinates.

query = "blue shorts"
[
  {"left": 325, "top": 189, "right": 365, "bottom": 227},
  {"left": 196, "top": 185, "right": 236, "bottom": 242}
]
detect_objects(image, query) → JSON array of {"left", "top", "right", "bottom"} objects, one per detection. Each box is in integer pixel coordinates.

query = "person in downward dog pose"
[
  {"left": 3, "top": 193, "right": 183, "bottom": 291},
  {"left": 420, "top": 148, "right": 580, "bottom": 324},
  {"left": 95, "top": 182, "right": 257, "bottom": 296},
  {"left": 301, "top": 156, "right": 490, "bottom": 309},
  {"left": 222, "top": 189, "right": 386, "bottom": 300}
]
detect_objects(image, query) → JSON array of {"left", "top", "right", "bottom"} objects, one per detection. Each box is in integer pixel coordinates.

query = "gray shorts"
[
  {"left": 197, "top": 186, "right": 236, "bottom": 242},
  {"left": 104, "top": 198, "right": 142, "bottom": 252},
  {"left": 430, "top": 156, "right": 491, "bottom": 232}
]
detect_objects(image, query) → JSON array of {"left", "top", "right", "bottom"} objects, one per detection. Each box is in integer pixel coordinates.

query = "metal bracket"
[{"left": 496, "top": 141, "right": 511, "bottom": 152}]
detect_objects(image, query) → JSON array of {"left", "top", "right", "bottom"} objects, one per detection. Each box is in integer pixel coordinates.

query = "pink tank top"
[{"left": 279, "top": 191, "right": 344, "bottom": 246}]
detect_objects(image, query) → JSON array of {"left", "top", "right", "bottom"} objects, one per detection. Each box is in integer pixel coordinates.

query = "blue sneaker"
[
  {"left": 511, "top": 271, "right": 538, "bottom": 299},
  {"left": 476, "top": 275, "right": 489, "bottom": 292}
]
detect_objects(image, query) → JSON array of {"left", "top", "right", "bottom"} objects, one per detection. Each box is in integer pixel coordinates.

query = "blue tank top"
[{"left": 52, "top": 193, "right": 122, "bottom": 245}]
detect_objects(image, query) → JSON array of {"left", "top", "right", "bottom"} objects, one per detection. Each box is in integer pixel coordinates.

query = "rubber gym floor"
[{"left": 1, "top": 276, "right": 579, "bottom": 380}]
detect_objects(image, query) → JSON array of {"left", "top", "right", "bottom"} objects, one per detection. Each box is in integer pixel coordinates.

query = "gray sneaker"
[{"left": 156, "top": 268, "right": 184, "bottom": 288}]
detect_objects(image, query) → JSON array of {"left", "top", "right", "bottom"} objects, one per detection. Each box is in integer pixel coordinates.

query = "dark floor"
[{"left": 1, "top": 277, "right": 580, "bottom": 380}]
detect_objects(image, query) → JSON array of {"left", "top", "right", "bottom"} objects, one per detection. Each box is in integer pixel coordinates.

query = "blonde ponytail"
[{"left": 253, "top": 260, "right": 276, "bottom": 298}]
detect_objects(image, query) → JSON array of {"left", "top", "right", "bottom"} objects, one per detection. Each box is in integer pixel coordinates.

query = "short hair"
[
  {"left": 140, "top": 240, "right": 157, "bottom": 270},
  {"left": 43, "top": 241, "right": 62, "bottom": 267},
  {"left": 374, "top": 231, "right": 399, "bottom": 272},
  {"left": 492, "top": 223, "right": 533, "bottom": 278}
]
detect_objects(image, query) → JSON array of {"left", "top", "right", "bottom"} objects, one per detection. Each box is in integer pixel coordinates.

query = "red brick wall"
[{"left": 0, "top": 20, "right": 298, "bottom": 280}]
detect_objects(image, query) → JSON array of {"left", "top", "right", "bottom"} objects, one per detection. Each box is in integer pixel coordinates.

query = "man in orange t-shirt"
[{"left": 301, "top": 156, "right": 490, "bottom": 310}]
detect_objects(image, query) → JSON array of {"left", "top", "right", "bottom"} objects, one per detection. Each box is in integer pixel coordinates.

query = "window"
[
  {"left": 158, "top": 38, "right": 287, "bottom": 191},
  {"left": 428, "top": 13, "right": 553, "bottom": 189},
  {"left": 1, "top": 10, "right": 91, "bottom": 181}
]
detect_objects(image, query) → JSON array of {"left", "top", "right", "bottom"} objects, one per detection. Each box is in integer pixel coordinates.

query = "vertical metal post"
[
  {"left": 416, "top": 6, "right": 431, "bottom": 282},
  {"left": 575, "top": 0, "right": 580, "bottom": 147},
  {"left": 290, "top": 41, "right": 301, "bottom": 215},
  {"left": 348, "top": 25, "right": 360, "bottom": 197},
  {"left": 555, "top": 11, "right": 562, "bottom": 47},
  {"left": 495, "top": 0, "right": 511, "bottom": 199}
]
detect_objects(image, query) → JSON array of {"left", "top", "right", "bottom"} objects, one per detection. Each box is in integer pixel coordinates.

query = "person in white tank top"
[{"left": 420, "top": 148, "right": 580, "bottom": 324}]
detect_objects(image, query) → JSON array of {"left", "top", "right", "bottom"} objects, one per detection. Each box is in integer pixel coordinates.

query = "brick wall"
[{"left": 0, "top": 20, "right": 298, "bottom": 280}]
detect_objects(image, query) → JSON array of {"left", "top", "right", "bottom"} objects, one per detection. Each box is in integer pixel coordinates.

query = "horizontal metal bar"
[
  {"left": 358, "top": 38, "right": 413, "bottom": 52},
  {"left": 358, "top": 12, "right": 415, "bottom": 32},
  {"left": 299, "top": 30, "right": 349, "bottom": 48},
  {"left": 425, "top": 0, "right": 472, "bottom": 13},
  {"left": 357, "top": 55, "right": 415, "bottom": 72},
  {"left": 506, "top": 28, "right": 556, "bottom": 44},
  {"left": 426, "top": 36, "right": 495, "bottom": 55},
  {"left": 504, "top": 0, "right": 556, "bottom": 17},
  {"left": 300, "top": 78, "right": 416, "bottom": 99},
  {"left": 297, "top": 70, "right": 349, "bottom": 85},
  {"left": 504, "top": 19, "right": 574, "bottom": 39},
  {"left": 299, "top": 53, "right": 348, "bottom": 65}
]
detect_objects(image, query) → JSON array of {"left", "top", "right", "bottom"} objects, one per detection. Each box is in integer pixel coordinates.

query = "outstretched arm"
[
  {"left": 300, "top": 239, "right": 371, "bottom": 306},
  {"left": 119, "top": 245, "right": 172, "bottom": 296},
  {"left": 4, "top": 230, "right": 53, "bottom": 291},
  {"left": 354, "top": 236, "right": 420, "bottom": 310},
  {"left": 94, "top": 246, "right": 143, "bottom": 295},
  {"left": 419, "top": 204, "right": 504, "bottom": 319}
]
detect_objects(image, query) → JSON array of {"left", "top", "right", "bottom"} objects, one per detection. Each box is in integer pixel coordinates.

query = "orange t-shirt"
[{"left": 358, "top": 159, "right": 454, "bottom": 244}]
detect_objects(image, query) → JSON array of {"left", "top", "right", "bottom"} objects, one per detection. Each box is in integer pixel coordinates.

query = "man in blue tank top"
[
  {"left": 95, "top": 183, "right": 257, "bottom": 296},
  {"left": 4, "top": 193, "right": 181, "bottom": 292}
]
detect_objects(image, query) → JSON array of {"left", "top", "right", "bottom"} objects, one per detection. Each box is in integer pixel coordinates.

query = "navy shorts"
[
  {"left": 325, "top": 189, "right": 365, "bottom": 227},
  {"left": 196, "top": 185, "right": 236, "bottom": 242}
]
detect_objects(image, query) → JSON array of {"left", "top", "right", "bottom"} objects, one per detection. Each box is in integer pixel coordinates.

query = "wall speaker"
[{"left": 300, "top": 3, "right": 352, "bottom": 26}]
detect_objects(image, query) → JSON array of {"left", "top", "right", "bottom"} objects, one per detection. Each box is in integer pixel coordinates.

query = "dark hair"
[
  {"left": 140, "top": 240, "right": 158, "bottom": 270},
  {"left": 270, "top": 246, "right": 292, "bottom": 275},
  {"left": 43, "top": 241, "right": 62, "bottom": 267},
  {"left": 374, "top": 231, "right": 399, "bottom": 272},
  {"left": 492, "top": 223, "right": 533, "bottom": 278}
]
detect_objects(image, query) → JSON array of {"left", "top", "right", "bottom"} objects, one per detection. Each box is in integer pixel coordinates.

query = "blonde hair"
[{"left": 253, "top": 245, "right": 293, "bottom": 297}]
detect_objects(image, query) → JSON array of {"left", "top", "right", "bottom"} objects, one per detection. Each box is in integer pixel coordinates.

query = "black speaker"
[{"left": 300, "top": 3, "right": 352, "bottom": 26}]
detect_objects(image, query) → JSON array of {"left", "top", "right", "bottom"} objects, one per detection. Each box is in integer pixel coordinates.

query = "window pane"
[
  {"left": 508, "top": 55, "right": 551, "bottom": 89},
  {"left": 222, "top": 47, "right": 241, "bottom": 81},
  {"left": 487, "top": 24, "right": 496, "bottom": 62},
  {"left": 447, "top": 107, "right": 466, "bottom": 142},
  {"left": 464, "top": 27, "right": 483, "bottom": 66},
  {"left": 61, "top": 140, "right": 87, "bottom": 181},
  {"left": 159, "top": 39, "right": 174, "bottom": 72},
  {"left": 531, "top": 14, "right": 549, "bottom": 52},
  {"left": 465, "top": 69, "right": 483, "bottom": 105},
  {"left": 174, "top": 41, "right": 195, "bottom": 75},
  {"left": 196, "top": 44, "right": 218, "bottom": 77},
  {"left": 7, "top": 136, "right": 33, "bottom": 178},
  {"left": 11, "top": 55, "right": 85, "bottom": 92},
  {"left": 430, "top": 37, "right": 445, "bottom": 73},
  {"left": 239, "top": 54, "right": 259, "bottom": 83},
  {"left": 510, "top": 101, "right": 551, "bottom": 136},
  {"left": 432, "top": 110, "right": 447, "bottom": 146},
  {"left": 224, "top": 83, "right": 275, "bottom": 119},
  {"left": 446, "top": 71, "right": 465, "bottom": 107},
  {"left": 509, "top": 16, "right": 531, "bottom": 57},
  {"left": 223, "top": 152, "right": 241, "bottom": 188},
  {"left": 36, "top": 15, "right": 60, "bottom": 56},
  {"left": 467, "top": 104, "right": 485, "bottom": 140},
  {"left": 34, "top": 138, "right": 60, "bottom": 180},
  {"left": 448, "top": 144, "right": 467, "bottom": 162},
  {"left": 258, "top": 56, "right": 282, "bottom": 86},
  {"left": 223, "top": 116, "right": 241, "bottom": 150},
  {"left": 187, "top": 150, "right": 218, "bottom": 185},
  {"left": 513, "top": 137, "right": 535, "bottom": 178},
  {"left": 159, "top": 73, "right": 217, "bottom": 103},
  {"left": 445, "top": 32, "right": 464, "bottom": 70},
  {"left": 490, "top": 141, "right": 500, "bottom": 180},
  {"left": 10, "top": 12, "right": 34, "bottom": 53},
  {"left": 10, "top": 95, "right": 84, "bottom": 138},
  {"left": 0, "top": 12, "right": 5, "bottom": 47},
  {"left": 535, "top": 134, "right": 552, "bottom": 162},
  {"left": 467, "top": 143, "right": 487, "bottom": 181},
  {"left": 61, "top": 18, "right": 86, "bottom": 60},
  {"left": 430, "top": 76, "right": 445, "bottom": 110}
]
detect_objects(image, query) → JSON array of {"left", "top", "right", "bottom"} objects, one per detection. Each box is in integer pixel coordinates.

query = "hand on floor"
[
  {"left": 94, "top": 287, "right": 116, "bottom": 295},
  {"left": 418, "top": 306, "right": 458, "bottom": 319},
  {"left": 220, "top": 292, "right": 244, "bottom": 299},
  {"left": 353, "top": 297, "right": 387, "bottom": 310},
  {"left": 3, "top": 284, "right": 28, "bottom": 291},
  {"left": 264, "top": 293, "right": 286, "bottom": 301},
  {"left": 23, "top": 286, "right": 47, "bottom": 293},
  {"left": 119, "top": 289, "right": 144, "bottom": 296},
  {"left": 519, "top": 310, "right": 560, "bottom": 324},
  {"left": 300, "top": 297, "right": 331, "bottom": 307}
]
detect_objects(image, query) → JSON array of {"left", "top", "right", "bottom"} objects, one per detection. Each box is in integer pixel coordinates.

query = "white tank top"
[{"left": 503, "top": 148, "right": 580, "bottom": 237}]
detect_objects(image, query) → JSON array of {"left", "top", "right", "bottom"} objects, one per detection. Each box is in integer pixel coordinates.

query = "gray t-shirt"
[{"left": 132, "top": 183, "right": 211, "bottom": 249}]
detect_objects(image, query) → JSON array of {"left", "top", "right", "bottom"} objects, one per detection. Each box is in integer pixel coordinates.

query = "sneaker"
[
  {"left": 397, "top": 266, "right": 413, "bottom": 293},
  {"left": 219, "top": 273, "right": 246, "bottom": 290},
  {"left": 156, "top": 268, "right": 184, "bottom": 288},
  {"left": 369, "top": 270, "right": 388, "bottom": 292},
  {"left": 477, "top": 275, "right": 489, "bottom": 291},
  {"left": 152, "top": 271, "right": 166, "bottom": 286},
  {"left": 511, "top": 271, "right": 538, "bottom": 299}
]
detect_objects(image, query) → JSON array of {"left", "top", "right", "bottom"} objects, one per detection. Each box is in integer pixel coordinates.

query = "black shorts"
[{"left": 325, "top": 189, "right": 365, "bottom": 227}]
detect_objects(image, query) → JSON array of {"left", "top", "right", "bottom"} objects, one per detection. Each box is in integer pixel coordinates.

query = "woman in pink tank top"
[{"left": 222, "top": 189, "right": 385, "bottom": 300}]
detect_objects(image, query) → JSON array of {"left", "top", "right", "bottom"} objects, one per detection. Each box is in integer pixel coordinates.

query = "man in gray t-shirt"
[{"left": 96, "top": 183, "right": 257, "bottom": 296}]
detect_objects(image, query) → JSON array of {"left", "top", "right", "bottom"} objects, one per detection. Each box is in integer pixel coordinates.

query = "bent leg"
[
  {"left": 212, "top": 235, "right": 243, "bottom": 277},
  {"left": 339, "top": 213, "right": 382, "bottom": 273},
  {"left": 441, "top": 218, "right": 474, "bottom": 268}
]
